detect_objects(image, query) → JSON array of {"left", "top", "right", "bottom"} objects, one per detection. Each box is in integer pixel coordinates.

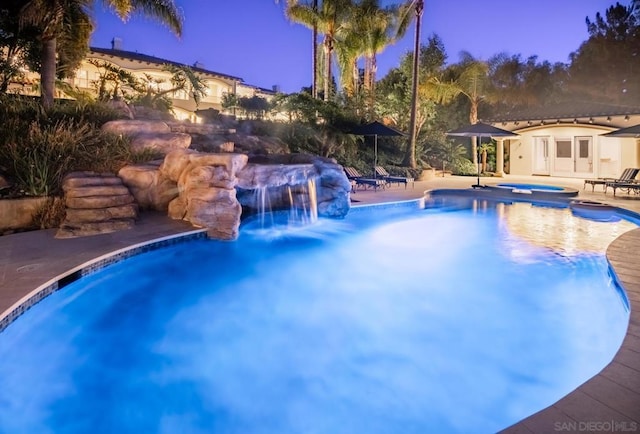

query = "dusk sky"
[{"left": 89, "top": 0, "right": 623, "bottom": 93}]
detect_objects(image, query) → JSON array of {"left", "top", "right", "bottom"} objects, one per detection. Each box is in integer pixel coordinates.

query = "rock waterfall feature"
[{"left": 118, "top": 150, "right": 352, "bottom": 240}]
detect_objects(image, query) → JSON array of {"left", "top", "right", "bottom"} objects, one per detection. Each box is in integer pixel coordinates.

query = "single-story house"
[{"left": 486, "top": 102, "right": 640, "bottom": 179}]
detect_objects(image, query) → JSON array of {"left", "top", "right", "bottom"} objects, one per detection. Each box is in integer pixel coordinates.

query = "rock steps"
[{"left": 56, "top": 172, "right": 138, "bottom": 239}]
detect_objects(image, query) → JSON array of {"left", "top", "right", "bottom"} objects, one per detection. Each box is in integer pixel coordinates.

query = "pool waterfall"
[{"left": 238, "top": 175, "right": 319, "bottom": 229}]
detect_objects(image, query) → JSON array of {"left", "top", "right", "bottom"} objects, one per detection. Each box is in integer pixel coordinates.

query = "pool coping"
[
  {"left": 0, "top": 196, "right": 639, "bottom": 431},
  {"left": 0, "top": 228, "right": 207, "bottom": 332}
]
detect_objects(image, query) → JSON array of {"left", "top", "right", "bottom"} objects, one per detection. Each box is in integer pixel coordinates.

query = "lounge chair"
[
  {"left": 344, "top": 167, "right": 386, "bottom": 191},
  {"left": 375, "top": 166, "right": 414, "bottom": 189},
  {"left": 605, "top": 180, "right": 640, "bottom": 196},
  {"left": 584, "top": 168, "right": 639, "bottom": 192}
]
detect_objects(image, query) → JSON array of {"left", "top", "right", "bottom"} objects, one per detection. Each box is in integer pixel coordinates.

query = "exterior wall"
[
  {"left": 619, "top": 138, "right": 640, "bottom": 174},
  {"left": 8, "top": 49, "right": 274, "bottom": 122},
  {"left": 507, "top": 124, "right": 640, "bottom": 179}
]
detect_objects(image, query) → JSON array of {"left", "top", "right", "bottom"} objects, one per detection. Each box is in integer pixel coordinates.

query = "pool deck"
[{"left": 1, "top": 174, "right": 639, "bottom": 432}]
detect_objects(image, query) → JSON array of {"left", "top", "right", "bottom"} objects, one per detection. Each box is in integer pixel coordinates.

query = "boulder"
[
  {"left": 160, "top": 149, "right": 198, "bottom": 182},
  {"left": 161, "top": 149, "right": 248, "bottom": 186},
  {"left": 63, "top": 185, "right": 132, "bottom": 198},
  {"left": 62, "top": 174, "right": 123, "bottom": 189},
  {"left": 65, "top": 194, "right": 135, "bottom": 209},
  {"left": 64, "top": 204, "right": 138, "bottom": 223},
  {"left": 105, "top": 99, "right": 134, "bottom": 119},
  {"left": 101, "top": 119, "right": 171, "bottom": 135},
  {"left": 187, "top": 199, "right": 242, "bottom": 241},
  {"left": 167, "top": 196, "right": 187, "bottom": 220},
  {"left": 118, "top": 163, "right": 178, "bottom": 211},
  {"left": 236, "top": 163, "right": 319, "bottom": 189},
  {"left": 181, "top": 165, "right": 236, "bottom": 190},
  {"left": 130, "top": 132, "right": 191, "bottom": 155}
]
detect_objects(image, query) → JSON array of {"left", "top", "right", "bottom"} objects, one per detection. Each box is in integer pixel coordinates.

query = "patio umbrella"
[
  {"left": 446, "top": 122, "right": 519, "bottom": 187},
  {"left": 350, "top": 121, "right": 405, "bottom": 178},
  {"left": 601, "top": 123, "right": 640, "bottom": 138}
]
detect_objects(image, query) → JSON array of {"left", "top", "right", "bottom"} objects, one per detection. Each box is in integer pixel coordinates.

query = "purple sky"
[{"left": 89, "top": 0, "right": 622, "bottom": 93}]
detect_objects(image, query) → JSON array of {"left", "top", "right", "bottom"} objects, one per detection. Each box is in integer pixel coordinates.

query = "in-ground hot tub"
[{"left": 484, "top": 183, "right": 579, "bottom": 199}]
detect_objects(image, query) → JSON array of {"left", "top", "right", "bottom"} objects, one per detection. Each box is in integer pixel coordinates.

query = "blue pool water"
[
  {"left": 0, "top": 197, "right": 635, "bottom": 434},
  {"left": 496, "top": 183, "right": 566, "bottom": 191}
]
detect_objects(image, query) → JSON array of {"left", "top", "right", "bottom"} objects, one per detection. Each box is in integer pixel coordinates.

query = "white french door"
[{"left": 532, "top": 137, "right": 550, "bottom": 175}]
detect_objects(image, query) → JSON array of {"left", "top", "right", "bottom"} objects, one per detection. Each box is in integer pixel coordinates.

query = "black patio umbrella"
[
  {"left": 350, "top": 121, "right": 405, "bottom": 178},
  {"left": 446, "top": 122, "right": 519, "bottom": 187},
  {"left": 601, "top": 123, "right": 640, "bottom": 138}
]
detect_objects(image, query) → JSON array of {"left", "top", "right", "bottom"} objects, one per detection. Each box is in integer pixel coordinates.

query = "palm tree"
[
  {"left": 427, "top": 52, "right": 491, "bottom": 164},
  {"left": 401, "top": 0, "right": 423, "bottom": 168},
  {"left": 358, "top": 1, "right": 410, "bottom": 107},
  {"left": 286, "top": 0, "right": 353, "bottom": 101},
  {"left": 19, "top": 0, "right": 182, "bottom": 109}
]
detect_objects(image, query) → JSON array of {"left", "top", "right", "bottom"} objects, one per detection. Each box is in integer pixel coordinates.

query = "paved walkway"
[{"left": 1, "top": 174, "right": 639, "bottom": 432}]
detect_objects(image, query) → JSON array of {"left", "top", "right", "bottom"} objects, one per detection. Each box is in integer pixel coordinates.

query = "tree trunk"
[
  {"left": 403, "top": 0, "right": 423, "bottom": 168},
  {"left": 323, "top": 37, "right": 333, "bottom": 102},
  {"left": 367, "top": 55, "right": 377, "bottom": 116},
  {"left": 469, "top": 100, "right": 479, "bottom": 164},
  {"left": 40, "top": 37, "right": 57, "bottom": 109},
  {"left": 312, "top": 0, "right": 318, "bottom": 99}
]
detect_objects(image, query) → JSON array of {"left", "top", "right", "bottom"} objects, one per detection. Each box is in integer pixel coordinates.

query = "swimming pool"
[{"left": 0, "top": 196, "right": 635, "bottom": 434}]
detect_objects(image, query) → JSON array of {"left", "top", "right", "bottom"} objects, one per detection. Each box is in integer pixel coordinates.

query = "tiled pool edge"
[
  {"left": 0, "top": 198, "right": 427, "bottom": 334},
  {"left": 0, "top": 229, "right": 206, "bottom": 333}
]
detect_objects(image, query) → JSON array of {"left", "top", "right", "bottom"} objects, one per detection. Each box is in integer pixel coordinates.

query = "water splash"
[{"left": 242, "top": 177, "right": 320, "bottom": 238}]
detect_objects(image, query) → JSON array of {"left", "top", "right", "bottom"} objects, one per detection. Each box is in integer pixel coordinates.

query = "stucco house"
[
  {"left": 10, "top": 39, "right": 276, "bottom": 122},
  {"left": 485, "top": 102, "right": 640, "bottom": 180}
]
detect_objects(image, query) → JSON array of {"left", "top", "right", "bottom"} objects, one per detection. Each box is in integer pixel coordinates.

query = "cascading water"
[
  {"left": 286, "top": 178, "right": 318, "bottom": 226},
  {"left": 243, "top": 177, "right": 319, "bottom": 233}
]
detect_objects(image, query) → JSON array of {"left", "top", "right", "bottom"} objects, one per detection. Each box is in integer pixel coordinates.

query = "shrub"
[
  {"left": 450, "top": 158, "right": 478, "bottom": 176},
  {"left": 0, "top": 96, "right": 154, "bottom": 197}
]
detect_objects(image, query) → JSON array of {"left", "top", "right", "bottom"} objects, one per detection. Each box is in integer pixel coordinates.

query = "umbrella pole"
[
  {"left": 374, "top": 135, "right": 378, "bottom": 178},
  {"left": 476, "top": 136, "right": 481, "bottom": 188}
]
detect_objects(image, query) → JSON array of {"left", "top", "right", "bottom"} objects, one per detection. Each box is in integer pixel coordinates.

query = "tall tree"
[
  {"left": 568, "top": 2, "right": 640, "bottom": 104},
  {"left": 0, "top": 0, "right": 39, "bottom": 93},
  {"left": 287, "top": 0, "right": 353, "bottom": 101},
  {"left": 402, "top": 0, "right": 423, "bottom": 168},
  {"left": 376, "top": 36, "right": 446, "bottom": 164},
  {"left": 18, "top": 0, "right": 183, "bottom": 109},
  {"left": 427, "top": 52, "right": 491, "bottom": 164},
  {"left": 487, "top": 53, "right": 568, "bottom": 111},
  {"left": 355, "top": 0, "right": 411, "bottom": 113}
]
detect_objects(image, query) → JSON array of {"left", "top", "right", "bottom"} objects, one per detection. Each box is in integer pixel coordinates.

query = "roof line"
[{"left": 89, "top": 46, "right": 244, "bottom": 82}]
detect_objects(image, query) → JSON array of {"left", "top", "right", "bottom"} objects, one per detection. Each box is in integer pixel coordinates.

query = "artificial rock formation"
[
  {"left": 118, "top": 160, "right": 178, "bottom": 211},
  {"left": 114, "top": 151, "right": 352, "bottom": 240},
  {"left": 161, "top": 149, "right": 248, "bottom": 240},
  {"left": 57, "top": 172, "right": 138, "bottom": 238},
  {"left": 106, "top": 118, "right": 351, "bottom": 240},
  {"left": 236, "top": 154, "right": 351, "bottom": 219}
]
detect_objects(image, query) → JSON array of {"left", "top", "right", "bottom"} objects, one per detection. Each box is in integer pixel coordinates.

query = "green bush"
[
  {"left": 0, "top": 96, "right": 155, "bottom": 197},
  {"left": 0, "top": 94, "right": 123, "bottom": 129},
  {"left": 450, "top": 158, "right": 478, "bottom": 176}
]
